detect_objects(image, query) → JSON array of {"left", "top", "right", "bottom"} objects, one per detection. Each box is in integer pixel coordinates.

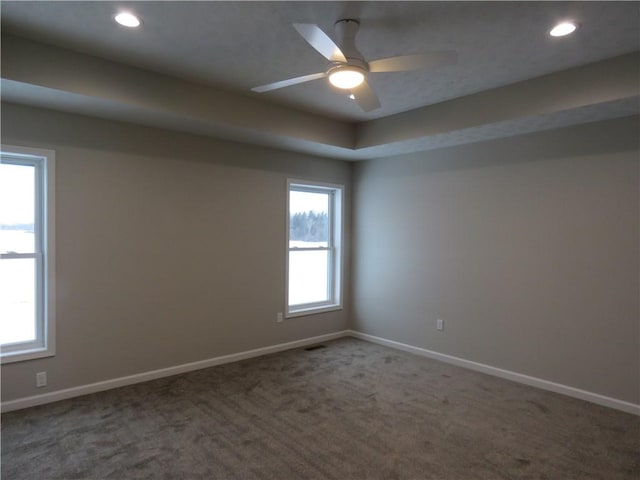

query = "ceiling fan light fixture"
[{"left": 328, "top": 67, "right": 365, "bottom": 89}]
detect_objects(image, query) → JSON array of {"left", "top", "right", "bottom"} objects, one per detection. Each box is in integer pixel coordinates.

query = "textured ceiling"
[
  {"left": 1, "top": 1, "right": 638, "bottom": 160},
  {"left": 2, "top": 1, "right": 638, "bottom": 121}
]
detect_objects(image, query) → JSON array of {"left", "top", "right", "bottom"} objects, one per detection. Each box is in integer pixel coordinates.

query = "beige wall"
[
  {"left": 352, "top": 116, "right": 639, "bottom": 404},
  {"left": 2, "top": 102, "right": 638, "bottom": 408},
  {"left": 1, "top": 103, "right": 351, "bottom": 402}
]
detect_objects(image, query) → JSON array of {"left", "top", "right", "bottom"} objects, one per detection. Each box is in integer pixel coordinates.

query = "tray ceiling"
[{"left": 1, "top": 1, "right": 638, "bottom": 159}]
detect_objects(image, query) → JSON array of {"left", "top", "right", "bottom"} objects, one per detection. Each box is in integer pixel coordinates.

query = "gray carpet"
[{"left": 2, "top": 337, "right": 638, "bottom": 479}]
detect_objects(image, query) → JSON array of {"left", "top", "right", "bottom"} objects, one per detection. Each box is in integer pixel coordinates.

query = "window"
[
  {"left": 287, "top": 179, "right": 343, "bottom": 317},
  {"left": 1, "top": 145, "right": 55, "bottom": 363}
]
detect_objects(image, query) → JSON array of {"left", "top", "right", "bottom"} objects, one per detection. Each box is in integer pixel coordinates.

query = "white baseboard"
[
  {"left": 348, "top": 330, "right": 640, "bottom": 416},
  {"left": 1, "top": 330, "right": 350, "bottom": 413},
  {"left": 3, "top": 329, "right": 638, "bottom": 416}
]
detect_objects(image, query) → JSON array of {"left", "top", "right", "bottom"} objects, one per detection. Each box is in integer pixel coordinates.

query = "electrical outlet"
[
  {"left": 436, "top": 319, "right": 444, "bottom": 331},
  {"left": 36, "top": 371, "right": 47, "bottom": 388},
  {"left": 276, "top": 312, "right": 283, "bottom": 323}
]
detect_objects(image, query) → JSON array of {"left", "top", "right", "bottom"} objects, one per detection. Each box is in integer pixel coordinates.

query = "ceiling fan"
[{"left": 251, "top": 19, "right": 457, "bottom": 112}]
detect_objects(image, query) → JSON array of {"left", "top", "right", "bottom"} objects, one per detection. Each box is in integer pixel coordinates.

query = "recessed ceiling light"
[
  {"left": 550, "top": 22, "right": 577, "bottom": 37},
  {"left": 114, "top": 12, "right": 141, "bottom": 28}
]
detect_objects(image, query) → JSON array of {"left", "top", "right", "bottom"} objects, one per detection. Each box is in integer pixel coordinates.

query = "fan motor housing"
[{"left": 328, "top": 58, "right": 368, "bottom": 72}]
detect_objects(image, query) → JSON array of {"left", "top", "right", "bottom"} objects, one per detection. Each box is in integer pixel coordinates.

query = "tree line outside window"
[{"left": 289, "top": 211, "right": 328, "bottom": 243}]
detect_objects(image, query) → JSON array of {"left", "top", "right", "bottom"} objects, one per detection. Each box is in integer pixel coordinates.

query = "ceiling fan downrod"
[{"left": 333, "top": 19, "right": 367, "bottom": 69}]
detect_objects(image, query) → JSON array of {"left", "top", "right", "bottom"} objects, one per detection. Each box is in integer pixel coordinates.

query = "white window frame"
[
  {"left": 1, "top": 145, "right": 56, "bottom": 364},
  {"left": 286, "top": 178, "right": 343, "bottom": 318}
]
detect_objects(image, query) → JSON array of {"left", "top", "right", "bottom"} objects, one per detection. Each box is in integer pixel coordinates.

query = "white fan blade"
[
  {"left": 252, "top": 72, "right": 327, "bottom": 93},
  {"left": 369, "top": 51, "right": 457, "bottom": 73},
  {"left": 293, "top": 23, "right": 347, "bottom": 63},
  {"left": 351, "top": 80, "right": 380, "bottom": 112}
]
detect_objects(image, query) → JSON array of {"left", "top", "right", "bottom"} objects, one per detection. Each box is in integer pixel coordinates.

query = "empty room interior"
[{"left": 0, "top": 1, "right": 638, "bottom": 479}]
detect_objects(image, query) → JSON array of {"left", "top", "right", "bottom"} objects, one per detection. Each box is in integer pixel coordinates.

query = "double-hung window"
[
  {"left": 1, "top": 145, "right": 55, "bottom": 363},
  {"left": 287, "top": 179, "right": 343, "bottom": 317}
]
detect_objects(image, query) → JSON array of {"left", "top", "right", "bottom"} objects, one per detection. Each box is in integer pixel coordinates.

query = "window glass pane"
[
  {"left": 289, "top": 190, "right": 329, "bottom": 248},
  {"left": 289, "top": 250, "right": 329, "bottom": 305},
  {"left": 0, "top": 163, "right": 36, "bottom": 254},
  {"left": 0, "top": 258, "right": 36, "bottom": 345}
]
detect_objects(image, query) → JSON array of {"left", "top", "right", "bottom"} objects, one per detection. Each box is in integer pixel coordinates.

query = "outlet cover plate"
[{"left": 36, "top": 371, "right": 47, "bottom": 387}]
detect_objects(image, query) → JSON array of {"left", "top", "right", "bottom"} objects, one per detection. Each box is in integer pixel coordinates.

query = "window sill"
[
  {"left": 286, "top": 304, "right": 343, "bottom": 319},
  {"left": 1, "top": 347, "right": 55, "bottom": 364}
]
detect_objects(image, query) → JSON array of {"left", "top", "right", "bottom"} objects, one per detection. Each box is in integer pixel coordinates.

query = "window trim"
[
  {"left": 1, "top": 145, "right": 56, "bottom": 364},
  {"left": 286, "top": 178, "right": 343, "bottom": 318}
]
